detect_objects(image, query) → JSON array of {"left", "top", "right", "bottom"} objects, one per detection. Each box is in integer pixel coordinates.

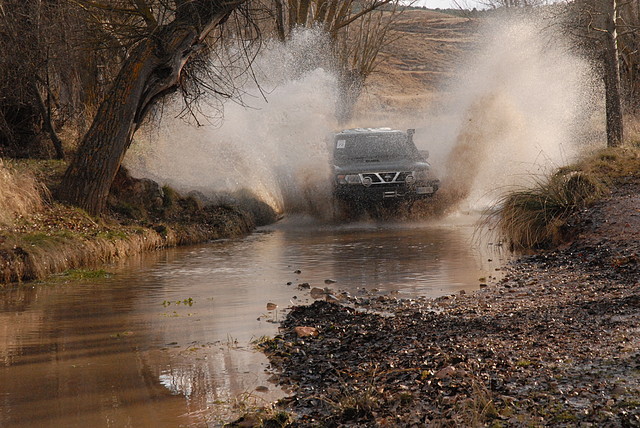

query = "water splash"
[
  {"left": 417, "top": 16, "right": 603, "bottom": 214},
  {"left": 126, "top": 29, "right": 339, "bottom": 217},
  {"left": 127, "top": 17, "right": 603, "bottom": 220}
]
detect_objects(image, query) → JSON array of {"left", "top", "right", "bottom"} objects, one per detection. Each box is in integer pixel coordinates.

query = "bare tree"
[
  {"left": 475, "top": 0, "right": 547, "bottom": 9},
  {"left": 0, "top": 0, "right": 71, "bottom": 158},
  {"left": 568, "top": 0, "right": 624, "bottom": 147},
  {"left": 56, "top": 1, "right": 254, "bottom": 215},
  {"left": 269, "top": 0, "right": 406, "bottom": 123},
  {"left": 602, "top": 0, "right": 624, "bottom": 146},
  {"left": 609, "top": 0, "right": 640, "bottom": 113},
  {"left": 0, "top": 0, "right": 131, "bottom": 160}
]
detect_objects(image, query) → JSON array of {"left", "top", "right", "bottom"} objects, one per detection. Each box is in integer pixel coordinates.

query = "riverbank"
[
  {"left": 0, "top": 161, "right": 263, "bottom": 285},
  {"left": 260, "top": 177, "right": 640, "bottom": 427}
]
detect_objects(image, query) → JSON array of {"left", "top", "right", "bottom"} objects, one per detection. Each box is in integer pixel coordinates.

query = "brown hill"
[{"left": 354, "top": 9, "right": 478, "bottom": 119}]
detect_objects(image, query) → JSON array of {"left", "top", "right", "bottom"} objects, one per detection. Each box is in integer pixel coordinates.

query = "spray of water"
[
  {"left": 126, "top": 29, "right": 339, "bottom": 218},
  {"left": 126, "top": 16, "right": 603, "bottom": 221},
  {"left": 417, "top": 16, "right": 603, "bottom": 215}
]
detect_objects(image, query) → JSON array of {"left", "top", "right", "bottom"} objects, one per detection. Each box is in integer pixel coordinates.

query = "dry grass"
[
  {"left": 489, "top": 146, "right": 640, "bottom": 249},
  {"left": 568, "top": 145, "right": 640, "bottom": 180},
  {"left": 0, "top": 160, "right": 254, "bottom": 285},
  {"left": 450, "top": 380, "right": 501, "bottom": 427},
  {"left": 0, "top": 159, "right": 46, "bottom": 226},
  {"left": 0, "top": 203, "right": 251, "bottom": 284}
]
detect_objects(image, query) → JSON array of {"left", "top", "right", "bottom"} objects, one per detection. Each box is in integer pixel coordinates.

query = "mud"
[{"left": 261, "top": 178, "right": 640, "bottom": 427}]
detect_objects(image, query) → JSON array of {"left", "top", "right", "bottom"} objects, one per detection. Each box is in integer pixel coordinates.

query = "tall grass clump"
[
  {"left": 0, "top": 160, "right": 45, "bottom": 226},
  {"left": 490, "top": 168, "right": 605, "bottom": 249},
  {"left": 490, "top": 146, "right": 640, "bottom": 249}
]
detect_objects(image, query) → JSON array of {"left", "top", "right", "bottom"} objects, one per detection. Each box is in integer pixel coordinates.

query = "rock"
[
  {"left": 435, "top": 366, "right": 456, "bottom": 379},
  {"left": 255, "top": 385, "right": 269, "bottom": 392},
  {"left": 310, "top": 287, "right": 327, "bottom": 298},
  {"left": 228, "top": 414, "right": 260, "bottom": 427},
  {"left": 298, "top": 282, "right": 311, "bottom": 289},
  {"left": 294, "top": 270, "right": 302, "bottom": 274},
  {"left": 324, "top": 279, "right": 337, "bottom": 284},
  {"left": 294, "top": 326, "right": 319, "bottom": 338},
  {"left": 325, "top": 294, "right": 340, "bottom": 303},
  {"left": 611, "top": 384, "right": 626, "bottom": 396},
  {"left": 266, "top": 302, "right": 277, "bottom": 311},
  {"left": 479, "top": 283, "right": 488, "bottom": 288}
]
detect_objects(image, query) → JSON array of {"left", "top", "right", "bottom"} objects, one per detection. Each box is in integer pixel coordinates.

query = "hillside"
[{"left": 355, "top": 10, "right": 479, "bottom": 118}]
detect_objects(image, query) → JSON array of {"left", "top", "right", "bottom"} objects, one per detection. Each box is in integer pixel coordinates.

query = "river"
[{"left": 0, "top": 215, "right": 505, "bottom": 427}]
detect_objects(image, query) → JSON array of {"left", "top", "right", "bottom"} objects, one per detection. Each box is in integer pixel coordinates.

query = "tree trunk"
[
  {"left": 336, "top": 70, "right": 364, "bottom": 124},
  {"left": 31, "top": 82, "right": 65, "bottom": 159},
  {"left": 604, "top": 0, "right": 624, "bottom": 147},
  {"left": 57, "top": 3, "right": 243, "bottom": 215},
  {"left": 274, "top": 0, "right": 286, "bottom": 41}
]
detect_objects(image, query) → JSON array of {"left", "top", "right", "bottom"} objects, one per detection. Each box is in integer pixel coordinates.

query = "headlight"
[
  {"left": 337, "top": 174, "right": 362, "bottom": 184},
  {"left": 346, "top": 174, "right": 361, "bottom": 184}
]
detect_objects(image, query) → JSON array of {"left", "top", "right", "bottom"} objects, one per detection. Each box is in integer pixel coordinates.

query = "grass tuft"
[{"left": 488, "top": 146, "right": 640, "bottom": 249}]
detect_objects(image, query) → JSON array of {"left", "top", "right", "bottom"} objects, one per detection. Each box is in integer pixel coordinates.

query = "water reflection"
[{"left": 0, "top": 216, "right": 506, "bottom": 427}]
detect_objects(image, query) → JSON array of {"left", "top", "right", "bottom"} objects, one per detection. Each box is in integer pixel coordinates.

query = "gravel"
[{"left": 261, "top": 179, "right": 640, "bottom": 427}]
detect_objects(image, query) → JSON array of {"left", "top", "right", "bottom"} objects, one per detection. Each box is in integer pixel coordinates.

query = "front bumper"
[{"left": 334, "top": 180, "right": 439, "bottom": 202}]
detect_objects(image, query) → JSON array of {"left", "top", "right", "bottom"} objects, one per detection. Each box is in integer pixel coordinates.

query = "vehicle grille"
[{"left": 361, "top": 171, "right": 411, "bottom": 185}]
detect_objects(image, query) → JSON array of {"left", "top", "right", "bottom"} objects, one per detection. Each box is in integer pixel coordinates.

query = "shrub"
[
  {"left": 490, "top": 170, "right": 605, "bottom": 249},
  {"left": 489, "top": 146, "right": 640, "bottom": 249}
]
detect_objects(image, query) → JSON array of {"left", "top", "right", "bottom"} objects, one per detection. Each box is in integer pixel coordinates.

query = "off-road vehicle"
[{"left": 332, "top": 128, "right": 439, "bottom": 211}]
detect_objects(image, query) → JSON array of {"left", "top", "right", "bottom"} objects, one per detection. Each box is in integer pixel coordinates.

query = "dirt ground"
[{"left": 259, "top": 177, "right": 640, "bottom": 427}]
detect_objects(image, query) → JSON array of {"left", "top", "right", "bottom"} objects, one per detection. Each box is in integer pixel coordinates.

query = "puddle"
[{"left": 0, "top": 215, "right": 506, "bottom": 427}]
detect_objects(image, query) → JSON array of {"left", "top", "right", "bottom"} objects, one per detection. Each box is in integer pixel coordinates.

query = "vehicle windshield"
[{"left": 333, "top": 133, "right": 419, "bottom": 165}]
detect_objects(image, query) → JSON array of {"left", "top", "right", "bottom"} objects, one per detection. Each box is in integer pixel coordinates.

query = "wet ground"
[
  {"left": 261, "top": 179, "right": 640, "bottom": 427},
  {"left": 0, "top": 214, "right": 504, "bottom": 427}
]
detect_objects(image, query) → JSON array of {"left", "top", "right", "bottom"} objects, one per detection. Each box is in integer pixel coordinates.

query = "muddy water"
[{"left": 0, "top": 215, "right": 505, "bottom": 427}]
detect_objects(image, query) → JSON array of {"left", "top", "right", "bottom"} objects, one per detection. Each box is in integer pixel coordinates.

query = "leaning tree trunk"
[
  {"left": 57, "top": 3, "right": 243, "bottom": 215},
  {"left": 604, "top": 0, "right": 624, "bottom": 147}
]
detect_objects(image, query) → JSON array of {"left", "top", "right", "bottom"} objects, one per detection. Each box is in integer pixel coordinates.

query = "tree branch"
[{"left": 333, "top": 0, "right": 392, "bottom": 33}]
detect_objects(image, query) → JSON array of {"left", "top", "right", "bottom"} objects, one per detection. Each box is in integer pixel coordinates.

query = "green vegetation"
[
  {"left": 515, "top": 359, "right": 534, "bottom": 367},
  {"left": 22, "top": 231, "right": 75, "bottom": 246},
  {"left": 228, "top": 406, "right": 292, "bottom": 427},
  {"left": 57, "top": 269, "right": 111, "bottom": 280},
  {"left": 110, "top": 201, "right": 145, "bottom": 220},
  {"left": 490, "top": 146, "right": 640, "bottom": 249},
  {"left": 162, "top": 185, "right": 179, "bottom": 210},
  {"left": 162, "top": 297, "right": 194, "bottom": 307}
]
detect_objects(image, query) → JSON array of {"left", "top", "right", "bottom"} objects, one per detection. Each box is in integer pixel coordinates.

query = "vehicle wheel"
[
  {"left": 332, "top": 198, "right": 364, "bottom": 222},
  {"left": 367, "top": 199, "right": 403, "bottom": 220}
]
